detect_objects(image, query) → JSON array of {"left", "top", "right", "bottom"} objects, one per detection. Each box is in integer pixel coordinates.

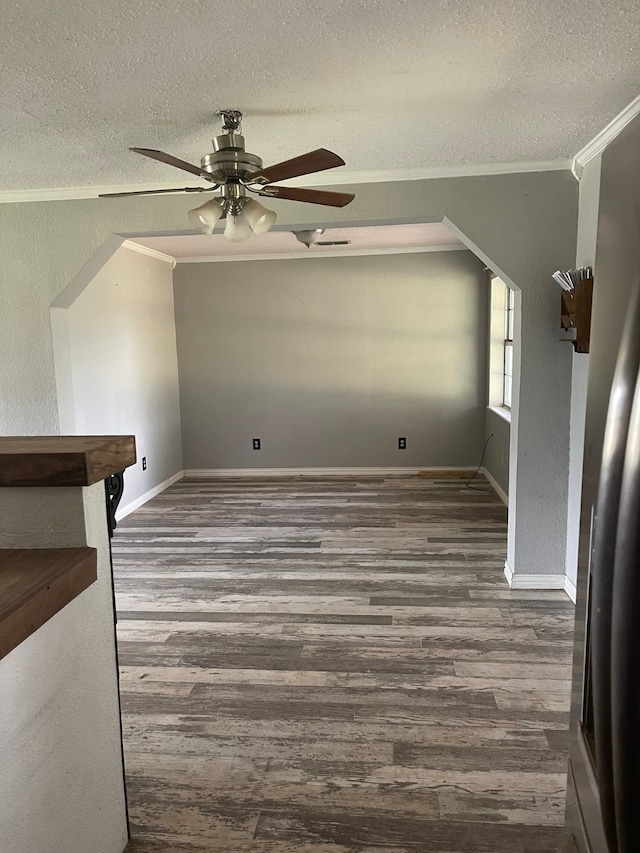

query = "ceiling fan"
[{"left": 100, "top": 109, "right": 355, "bottom": 242}]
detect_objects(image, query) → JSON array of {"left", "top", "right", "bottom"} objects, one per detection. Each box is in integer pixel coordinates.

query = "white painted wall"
[
  {"left": 51, "top": 246, "right": 183, "bottom": 514},
  {"left": 0, "top": 484, "right": 128, "bottom": 853},
  {"left": 174, "top": 251, "right": 488, "bottom": 469},
  {"left": 563, "top": 154, "right": 602, "bottom": 599},
  {"left": 565, "top": 353, "right": 589, "bottom": 598}
]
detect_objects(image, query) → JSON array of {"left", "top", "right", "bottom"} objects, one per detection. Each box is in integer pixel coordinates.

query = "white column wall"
[{"left": 0, "top": 484, "right": 128, "bottom": 853}]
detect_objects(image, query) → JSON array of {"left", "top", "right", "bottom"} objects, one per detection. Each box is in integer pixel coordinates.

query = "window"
[
  {"left": 503, "top": 287, "right": 514, "bottom": 409},
  {"left": 487, "top": 276, "right": 516, "bottom": 420}
]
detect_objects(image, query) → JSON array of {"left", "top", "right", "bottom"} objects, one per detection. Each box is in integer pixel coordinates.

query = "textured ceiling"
[
  {"left": 1, "top": 0, "right": 638, "bottom": 192},
  {"left": 130, "top": 223, "right": 464, "bottom": 260}
]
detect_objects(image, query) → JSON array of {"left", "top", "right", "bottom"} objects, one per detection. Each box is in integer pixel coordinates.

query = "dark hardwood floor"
[{"left": 113, "top": 474, "right": 575, "bottom": 852}]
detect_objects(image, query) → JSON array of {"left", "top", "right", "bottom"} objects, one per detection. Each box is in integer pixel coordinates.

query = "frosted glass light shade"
[
  {"left": 223, "top": 211, "right": 252, "bottom": 243},
  {"left": 187, "top": 198, "right": 224, "bottom": 234},
  {"left": 243, "top": 198, "right": 277, "bottom": 234}
]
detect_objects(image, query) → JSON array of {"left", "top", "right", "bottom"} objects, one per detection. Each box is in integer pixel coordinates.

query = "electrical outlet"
[
  {"left": 252, "top": 439, "right": 261, "bottom": 450},
  {"left": 398, "top": 437, "right": 407, "bottom": 450},
  {"left": 142, "top": 456, "right": 147, "bottom": 471}
]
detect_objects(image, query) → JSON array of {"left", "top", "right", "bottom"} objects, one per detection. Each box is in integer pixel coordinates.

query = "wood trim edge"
[{"left": 0, "top": 547, "right": 98, "bottom": 660}]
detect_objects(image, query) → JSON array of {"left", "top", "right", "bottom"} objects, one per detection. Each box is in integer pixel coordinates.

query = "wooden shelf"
[
  {"left": 560, "top": 278, "right": 593, "bottom": 353},
  {"left": 0, "top": 435, "right": 136, "bottom": 487},
  {"left": 0, "top": 547, "right": 97, "bottom": 660}
]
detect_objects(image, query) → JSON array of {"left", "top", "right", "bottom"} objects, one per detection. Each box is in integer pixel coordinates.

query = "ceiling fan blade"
[
  {"left": 258, "top": 186, "right": 355, "bottom": 208},
  {"left": 253, "top": 149, "right": 345, "bottom": 184},
  {"left": 130, "top": 147, "right": 211, "bottom": 179},
  {"left": 99, "top": 187, "right": 211, "bottom": 198}
]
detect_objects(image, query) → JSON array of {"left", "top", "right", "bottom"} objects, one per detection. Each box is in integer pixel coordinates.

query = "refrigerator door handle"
[
  {"left": 610, "top": 341, "right": 640, "bottom": 853},
  {"left": 590, "top": 279, "right": 640, "bottom": 853}
]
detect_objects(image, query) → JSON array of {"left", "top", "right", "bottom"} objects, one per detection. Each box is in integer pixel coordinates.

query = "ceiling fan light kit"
[
  {"left": 223, "top": 213, "right": 253, "bottom": 243},
  {"left": 242, "top": 198, "right": 278, "bottom": 235},
  {"left": 291, "top": 229, "right": 352, "bottom": 248},
  {"left": 293, "top": 229, "right": 326, "bottom": 248},
  {"left": 100, "top": 109, "right": 355, "bottom": 243},
  {"left": 187, "top": 198, "right": 224, "bottom": 235}
]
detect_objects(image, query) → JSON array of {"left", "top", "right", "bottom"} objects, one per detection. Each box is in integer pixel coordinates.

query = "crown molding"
[
  {"left": 0, "top": 181, "right": 212, "bottom": 204},
  {"left": 0, "top": 159, "right": 572, "bottom": 204},
  {"left": 284, "top": 158, "right": 573, "bottom": 187},
  {"left": 572, "top": 94, "right": 640, "bottom": 179},
  {"left": 121, "top": 239, "right": 176, "bottom": 266},
  {"left": 173, "top": 244, "right": 468, "bottom": 264}
]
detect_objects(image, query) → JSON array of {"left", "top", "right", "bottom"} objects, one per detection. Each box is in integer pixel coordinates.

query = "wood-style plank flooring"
[{"left": 113, "top": 475, "right": 575, "bottom": 852}]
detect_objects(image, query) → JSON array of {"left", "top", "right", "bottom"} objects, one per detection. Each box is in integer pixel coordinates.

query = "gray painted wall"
[
  {"left": 174, "top": 251, "right": 487, "bottom": 469},
  {"left": 51, "top": 246, "right": 183, "bottom": 511},
  {"left": 0, "top": 169, "right": 578, "bottom": 582}
]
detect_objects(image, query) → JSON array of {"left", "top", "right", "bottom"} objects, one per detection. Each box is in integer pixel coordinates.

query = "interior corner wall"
[
  {"left": 174, "top": 251, "right": 488, "bottom": 469},
  {"left": 55, "top": 246, "right": 183, "bottom": 509}
]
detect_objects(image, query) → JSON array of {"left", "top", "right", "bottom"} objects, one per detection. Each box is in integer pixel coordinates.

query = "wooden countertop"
[
  {"left": 0, "top": 436, "right": 136, "bottom": 486},
  {"left": 0, "top": 547, "right": 98, "bottom": 660}
]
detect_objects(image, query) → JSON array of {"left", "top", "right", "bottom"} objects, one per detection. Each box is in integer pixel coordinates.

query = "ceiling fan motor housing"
[{"left": 201, "top": 131, "right": 264, "bottom": 184}]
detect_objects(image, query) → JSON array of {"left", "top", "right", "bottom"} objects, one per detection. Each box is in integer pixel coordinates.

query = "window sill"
[{"left": 487, "top": 405, "right": 511, "bottom": 424}]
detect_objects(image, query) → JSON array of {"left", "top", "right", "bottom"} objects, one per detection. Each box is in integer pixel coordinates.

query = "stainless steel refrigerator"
[{"left": 564, "top": 120, "right": 640, "bottom": 853}]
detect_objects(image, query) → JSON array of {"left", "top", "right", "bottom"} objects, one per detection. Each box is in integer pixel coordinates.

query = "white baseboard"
[
  {"left": 504, "top": 561, "right": 572, "bottom": 597},
  {"left": 503, "top": 561, "right": 514, "bottom": 585},
  {"left": 564, "top": 575, "right": 577, "bottom": 604},
  {"left": 509, "top": 573, "right": 567, "bottom": 591},
  {"left": 116, "top": 470, "right": 184, "bottom": 520},
  {"left": 184, "top": 466, "right": 473, "bottom": 478},
  {"left": 481, "top": 467, "right": 508, "bottom": 506}
]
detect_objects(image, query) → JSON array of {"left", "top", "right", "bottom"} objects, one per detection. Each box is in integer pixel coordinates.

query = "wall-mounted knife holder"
[{"left": 560, "top": 277, "right": 593, "bottom": 353}]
